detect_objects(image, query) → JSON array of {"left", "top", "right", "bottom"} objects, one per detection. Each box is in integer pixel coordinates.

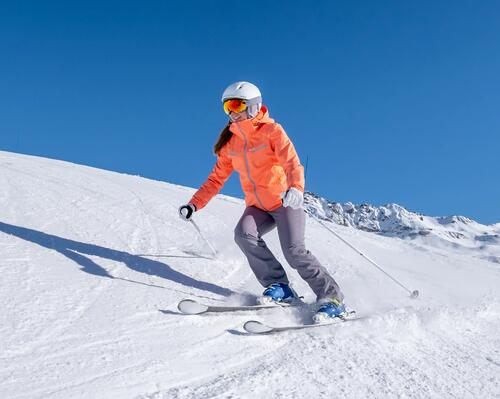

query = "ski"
[
  {"left": 243, "top": 311, "right": 358, "bottom": 334},
  {"left": 174, "top": 298, "right": 295, "bottom": 315}
]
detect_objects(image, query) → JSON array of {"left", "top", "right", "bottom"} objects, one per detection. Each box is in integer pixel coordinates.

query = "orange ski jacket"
[{"left": 189, "top": 106, "right": 304, "bottom": 212}]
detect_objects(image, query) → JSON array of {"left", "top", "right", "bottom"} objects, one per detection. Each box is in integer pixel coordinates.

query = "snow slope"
[{"left": 1, "top": 150, "right": 499, "bottom": 399}]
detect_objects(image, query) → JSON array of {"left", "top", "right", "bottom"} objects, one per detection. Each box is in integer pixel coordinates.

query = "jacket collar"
[
  {"left": 253, "top": 105, "right": 274, "bottom": 124},
  {"left": 229, "top": 105, "right": 274, "bottom": 138}
]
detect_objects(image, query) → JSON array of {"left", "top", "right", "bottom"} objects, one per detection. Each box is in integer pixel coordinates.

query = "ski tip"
[
  {"left": 177, "top": 299, "right": 209, "bottom": 315},
  {"left": 243, "top": 320, "right": 273, "bottom": 334}
]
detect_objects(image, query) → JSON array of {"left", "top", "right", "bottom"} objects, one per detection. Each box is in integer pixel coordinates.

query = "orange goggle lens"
[{"left": 223, "top": 99, "right": 247, "bottom": 114}]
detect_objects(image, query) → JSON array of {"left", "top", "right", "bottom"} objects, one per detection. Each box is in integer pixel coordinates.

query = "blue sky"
[{"left": 1, "top": 1, "right": 499, "bottom": 223}]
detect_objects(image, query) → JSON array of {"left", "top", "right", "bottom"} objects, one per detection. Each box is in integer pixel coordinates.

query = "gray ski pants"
[{"left": 234, "top": 205, "right": 343, "bottom": 301}]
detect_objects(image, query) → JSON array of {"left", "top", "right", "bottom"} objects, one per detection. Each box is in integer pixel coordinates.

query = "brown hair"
[{"left": 214, "top": 123, "right": 233, "bottom": 155}]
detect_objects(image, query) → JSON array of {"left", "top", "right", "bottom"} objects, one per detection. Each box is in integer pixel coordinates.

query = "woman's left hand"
[{"left": 281, "top": 187, "right": 304, "bottom": 209}]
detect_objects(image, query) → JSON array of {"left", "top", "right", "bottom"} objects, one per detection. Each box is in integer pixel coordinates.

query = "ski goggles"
[{"left": 223, "top": 98, "right": 248, "bottom": 115}]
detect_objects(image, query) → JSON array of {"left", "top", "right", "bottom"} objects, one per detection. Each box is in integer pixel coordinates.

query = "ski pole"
[
  {"left": 306, "top": 210, "right": 419, "bottom": 299},
  {"left": 190, "top": 219, "right": 218, "bottom": 259}
]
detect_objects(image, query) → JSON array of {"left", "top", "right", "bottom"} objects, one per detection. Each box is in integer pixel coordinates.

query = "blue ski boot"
[
  {"left": 258, "top": 283, "right": 298, "bottom": 305},
  {"left": 313, "top": 298, "right": 348, "bottom": 324}
]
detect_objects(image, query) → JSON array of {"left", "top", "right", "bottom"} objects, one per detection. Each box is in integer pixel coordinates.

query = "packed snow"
[{"left": 1, "top": 150, "right": 499, "bottom": 398}]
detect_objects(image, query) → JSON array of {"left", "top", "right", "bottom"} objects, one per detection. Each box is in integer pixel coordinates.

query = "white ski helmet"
[{"left": 221, "top": 81, "right": 262, "bottom": 119}]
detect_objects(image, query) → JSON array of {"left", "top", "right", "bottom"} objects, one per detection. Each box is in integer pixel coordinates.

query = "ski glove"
[
  {"left": 179, "top": 203, "right": 196, "bottom": 221},
  {"left": 281, "top": 187, "right": 304, "bottom": 210}
]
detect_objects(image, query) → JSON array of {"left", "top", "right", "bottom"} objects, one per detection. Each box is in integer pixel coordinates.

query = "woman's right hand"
[{"left": 178, "top": 203, "right": 196, "bottom": 221}]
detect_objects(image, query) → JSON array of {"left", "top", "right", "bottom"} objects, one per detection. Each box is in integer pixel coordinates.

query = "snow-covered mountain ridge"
[{"left": 304, "top": 191, "right": 500, "bottom": 263}]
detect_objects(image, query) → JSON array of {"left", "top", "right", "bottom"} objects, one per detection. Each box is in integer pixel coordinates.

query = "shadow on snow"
[{"left": 0, "top": 221, "right": 233, "bottom": 298}]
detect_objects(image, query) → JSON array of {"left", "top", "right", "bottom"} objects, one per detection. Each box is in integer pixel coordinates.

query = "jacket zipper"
[{"left": 234, "top": 122, "right": 268, "bottom": 211}]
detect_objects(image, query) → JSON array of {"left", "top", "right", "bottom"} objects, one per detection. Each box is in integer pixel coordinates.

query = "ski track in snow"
[{"left": 1, "top": 151, "right": 499, "bottom": 399}]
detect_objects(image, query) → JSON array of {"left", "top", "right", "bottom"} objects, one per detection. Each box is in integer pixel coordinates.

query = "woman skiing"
[{"left": 179, "top": 81, "right": 346, "bottom": 322}]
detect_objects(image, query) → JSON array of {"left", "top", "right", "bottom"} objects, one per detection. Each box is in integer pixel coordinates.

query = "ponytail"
[{"left": 214, "top": 123, "right": 233, "bottom": 155}]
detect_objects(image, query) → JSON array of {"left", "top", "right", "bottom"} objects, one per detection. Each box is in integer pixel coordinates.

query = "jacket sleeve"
[
  {"left": 269, "top": 124, "right": 305, "bottom": 192},
  {"left": 189, "top": 150, "right": 234, "bottom": 211}
]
